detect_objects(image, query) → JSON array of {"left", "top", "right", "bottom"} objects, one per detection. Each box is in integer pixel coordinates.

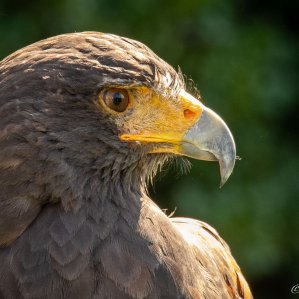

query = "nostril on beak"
[{"left": 184, "top": 109, "right": 196, "bottom": 120}]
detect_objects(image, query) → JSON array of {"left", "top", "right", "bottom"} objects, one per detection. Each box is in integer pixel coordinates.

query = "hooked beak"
[
  {"left": 120, "top": 88, "right": 236, "bottom": 186},
  {"left": 181, "top": 105, "right": 236, "bottom": 187}
]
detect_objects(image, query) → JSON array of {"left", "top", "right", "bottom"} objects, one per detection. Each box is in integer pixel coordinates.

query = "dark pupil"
[{"left": 113, "top": 93, "right": 123, "bottom": 106}]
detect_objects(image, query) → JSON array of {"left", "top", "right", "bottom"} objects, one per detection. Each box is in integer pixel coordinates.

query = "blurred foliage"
[{"left": 0, "top": 0, "right": 298, "bottom": 298}]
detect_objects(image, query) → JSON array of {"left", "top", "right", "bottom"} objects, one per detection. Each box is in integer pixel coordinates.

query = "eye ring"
[{"left": 101, "top": 88, "right": 130, "bottom": 113}]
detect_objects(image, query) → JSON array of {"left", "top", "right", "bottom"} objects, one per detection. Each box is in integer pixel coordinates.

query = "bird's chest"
[{"left": 0, "top": 201, "right": 196, "bottom": 299}]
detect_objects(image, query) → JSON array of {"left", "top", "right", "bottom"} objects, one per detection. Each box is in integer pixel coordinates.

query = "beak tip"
[
  {"left": 219, "top": 153, "right": 236, "bottom": 188},
  {"left": 219, "top": 173, "right": 231, "bottom": 188},
  {"left": 219, "top": 180, "right": 225, "bottom": 189}
]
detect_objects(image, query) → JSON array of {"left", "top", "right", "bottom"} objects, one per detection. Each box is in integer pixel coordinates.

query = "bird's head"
[{"left": 0, "top": 32, "right": 235, "bottom": 204}]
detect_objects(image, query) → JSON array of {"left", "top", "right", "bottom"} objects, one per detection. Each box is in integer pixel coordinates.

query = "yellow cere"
[{"left": 117, "top": 86, "right": 204, "bottom": 154}]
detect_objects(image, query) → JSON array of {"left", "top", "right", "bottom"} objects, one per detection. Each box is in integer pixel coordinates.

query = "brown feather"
[
  {"left": 0, "top": 32, "right": 252, "bottom": 298},
  {"left": 171, "top": 217, "right": 253, "bottom": 299}
]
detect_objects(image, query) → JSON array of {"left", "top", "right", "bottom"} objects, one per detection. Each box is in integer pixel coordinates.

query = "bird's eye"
[{"left": 102, "top": 88, "right": 130, "bottom": 113}]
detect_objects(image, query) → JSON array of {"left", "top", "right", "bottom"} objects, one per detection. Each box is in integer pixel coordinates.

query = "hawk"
[{"left": 0, "top": 32, "right": 252, "bottom": 298}]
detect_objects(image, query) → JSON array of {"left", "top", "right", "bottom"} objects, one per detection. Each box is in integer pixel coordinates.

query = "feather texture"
[{"left": 0, "top": 32, "right": 252, "bottom": 298}]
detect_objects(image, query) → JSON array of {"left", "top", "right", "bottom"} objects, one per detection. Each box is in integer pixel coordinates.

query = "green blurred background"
[{"left": 1, "top": 0, "right": 298, "bottom": 298}]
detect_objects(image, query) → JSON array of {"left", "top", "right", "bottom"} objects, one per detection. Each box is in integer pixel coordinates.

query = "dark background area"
[{"left": 0, "top": 0, "right": 298, "bottom": 298}]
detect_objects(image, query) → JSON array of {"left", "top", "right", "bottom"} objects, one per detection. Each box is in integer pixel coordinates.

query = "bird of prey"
[{"left": 0, "top": 32, "right": 252, "bottom": 299}]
